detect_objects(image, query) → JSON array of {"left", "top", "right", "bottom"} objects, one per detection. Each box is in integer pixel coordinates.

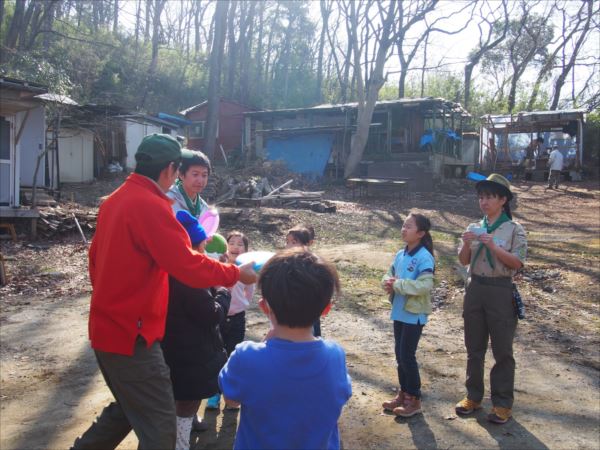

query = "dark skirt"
[{"left": 162, "top": 342, "right": 227, "bottom": 400}]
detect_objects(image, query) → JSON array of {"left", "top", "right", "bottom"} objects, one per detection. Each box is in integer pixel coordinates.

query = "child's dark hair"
[
  {"left": 409, "top": 213, "right": 434, "bottom": 256},
  {"left": 259, "top": 248, "right": 340, "bottom": 328},
  {"left": 226, "top": 230, "right": 249, "bottom": 251},
  {"left": 476, "top": 184, "right": 513, "bottom": 219},
  {"left": 286, "top": 226, "right": 311, "bottom": 246},
  {"left": 180, "top": 150, "right": 211, "bottom": 176},
  {"left": 302, "top": 224, "right": 315, "bottom": 243}
]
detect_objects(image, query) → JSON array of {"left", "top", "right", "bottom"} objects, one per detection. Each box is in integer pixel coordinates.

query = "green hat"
[
  {"left": 476, "top": 173, "right": 513, "bottom": 200},
  {"left": 135, "top": 134, "right": 181, "bottom": 166}
]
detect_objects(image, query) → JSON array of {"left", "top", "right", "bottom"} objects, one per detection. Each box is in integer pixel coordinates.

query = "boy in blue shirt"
[{"left": 219, "top": 248, "right": 352, "bottom": 450}]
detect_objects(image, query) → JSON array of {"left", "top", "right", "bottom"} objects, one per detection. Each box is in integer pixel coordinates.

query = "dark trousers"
[
  {"left": 548, "top": 170, "right": 561, "bottom": 188},
  {"left": 393, "top": 320, "right": 424, "bottom": 398},
  {"left": 463, "top": 276, "right": 517, "bottom": 409},
  {"left": 72, "top": 336, "right": 176, "bottom": 450},
  {"left": 222, "top": 311, "right": 246, "bottom": 356}
]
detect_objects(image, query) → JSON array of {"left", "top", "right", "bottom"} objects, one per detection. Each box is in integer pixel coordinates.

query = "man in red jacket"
[{"left": 72, "top": 134, "right": 256, "bottom": 450}]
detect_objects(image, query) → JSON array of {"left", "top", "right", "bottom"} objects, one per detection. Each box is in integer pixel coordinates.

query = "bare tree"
[
  {"left": 5, "top": 0, "right": 26, "bottom": 50},
  {"left": 253, "top": 1, "right": 266, "bottom": 99},
  {"left": 549, "top": 0, "right": 595, "bottom": 110},
  {"left": 343, "top": 0, "right": 401, "bottom": 178},
  {"left": 113, "top": 0, "right": 119, "bottom": 35},
  {"left": 398, "top": 1, "right": 475, "bottom": 99},
  {"left": 140, "top": 0, "right": 167, "bottom": 108},
  {"left": 225, "top": 0, "right": 238, "bottom": 97},
  {"left": 506, "top": 2, "right": 554, "bottom": 112},
  {"left": 238, "top": 0, "right": 256, "bottom": 104},
  {"left": 463, "top": 0, "right": 510, "bottom": 109},
  {"left": 316, "top": 0, "right": 332, "bottom": 103},
  {"left": 342, "top": 0, "right": 443, "bottom": 177},
  {"left": 205, "top": 0, "right": 229, "bottom": 159}
]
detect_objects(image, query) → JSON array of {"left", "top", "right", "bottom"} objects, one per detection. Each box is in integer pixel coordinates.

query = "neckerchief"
[
  {"left": 176, "top": 179, "right": 201, "bottom": 217},
  {"left": 471, "top": 212, "right": 511, "bottom": 270}
]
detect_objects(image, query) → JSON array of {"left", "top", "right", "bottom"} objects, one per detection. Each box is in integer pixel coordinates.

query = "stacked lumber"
[{"left": 37, "top": 206, "right": 97, "bottom": 238}]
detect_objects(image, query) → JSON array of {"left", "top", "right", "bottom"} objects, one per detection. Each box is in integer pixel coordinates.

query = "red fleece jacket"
[{"left": 88, "top": 173, "right": 239, "bottom": 355}]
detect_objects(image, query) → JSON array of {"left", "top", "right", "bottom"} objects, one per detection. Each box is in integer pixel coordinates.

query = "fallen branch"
[{"left": 72, "top": 213, "right": 88, "bottom": 245}]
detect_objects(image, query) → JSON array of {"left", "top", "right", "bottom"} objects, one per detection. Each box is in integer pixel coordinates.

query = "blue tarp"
[
  {"left": 419, "top": 129, "right": 461, "bottom": 148},
  {"left": 157, "top": 112, "right": 193, "bottom": 127},
  {"left": 266, "top": 133, "right": 334, "bottom": 177}
]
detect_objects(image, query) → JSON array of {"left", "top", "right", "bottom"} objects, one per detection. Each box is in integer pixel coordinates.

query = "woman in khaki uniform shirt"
[{"left": 455, "top": 174, "right": 527, "bottom": 424}]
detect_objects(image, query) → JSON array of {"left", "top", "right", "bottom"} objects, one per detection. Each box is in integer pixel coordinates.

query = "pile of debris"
[
  {"left": 37, "top": 205, "right": 96, "bottom": 240},
  {"left": 203, "top": 160, "right": 335, "bottom": 213},
  {"left": 212, "top": 177, "right": 335, "bottom": 213}
]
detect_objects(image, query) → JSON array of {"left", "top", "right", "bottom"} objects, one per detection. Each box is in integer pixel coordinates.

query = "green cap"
[
  {"left": 135, "top": 134, "right": 182, "bottom": 166},
  {"left": 476, "top": 173, "right": 513, "bottom": 200}
]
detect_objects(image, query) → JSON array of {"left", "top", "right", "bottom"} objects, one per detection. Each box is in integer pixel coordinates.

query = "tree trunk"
[
  {"left": 194, "top": 1, "right": 201, "bottom": 55},
  {"left": 254, "top": 1, "right": 265, "bottom": 101},
  {"left": 144, "top": 0, "right": 151, "bottom": 42},
  {"left": 344, "top": 0, "right": 396, "bottom": 178},
  {"left": 226, "top": 0, "right": 237, "bottom": 97},
  {"left": 18, "top": 0, "right": 38, "bottom": 49},
  {"left": 0, "top": 0, "right": 4, "bottom": 36},
  {"left": 113, "top": 0, "right": 119, "bottom": 34},
  {"left": 550, "top": 0, "right": 593, "bottom": 110},
  {"left": 141, "top": 0, "right": 166, "bottom": 108},
  {"left": 5, "top": 0, "right": 26, "bottom": 50},
  {"left": 134, "top": 0, "right": 141, "bottom": 54},
  {"left": 239, "top": 0, "right": 255, "bottom": 105},
  {"left": 205, "top": 0, "right": 229, "bottom": 160},
  {"left": 316, "top": 0, "right": 330, "bottom": 103}
]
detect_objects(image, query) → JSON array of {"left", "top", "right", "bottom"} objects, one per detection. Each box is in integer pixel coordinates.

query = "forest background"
[{"left": 1, "top": 0, "right": 599, "bottom": 165}]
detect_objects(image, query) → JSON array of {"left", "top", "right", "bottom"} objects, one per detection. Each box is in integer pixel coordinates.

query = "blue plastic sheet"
[{"left": 266, "top": 133, "right": 334, "bottom": 177}]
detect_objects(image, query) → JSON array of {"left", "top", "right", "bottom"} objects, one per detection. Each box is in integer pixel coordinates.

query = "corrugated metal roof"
[
  {"left": 35, "top": 93, "right": 78, "bottom": 105},
  {"left": 244, "top": 97, "right": 470, "bottom": 117}
]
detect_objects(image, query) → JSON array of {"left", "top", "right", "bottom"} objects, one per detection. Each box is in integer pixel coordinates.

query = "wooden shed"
[{"left": 180, "top": 99, "right": 253, "bottom": 161}]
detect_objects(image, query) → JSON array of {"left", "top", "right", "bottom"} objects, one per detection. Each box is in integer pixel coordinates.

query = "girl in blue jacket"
[{"left": 381, "top": 213, "right": 435, "bottom": 418}]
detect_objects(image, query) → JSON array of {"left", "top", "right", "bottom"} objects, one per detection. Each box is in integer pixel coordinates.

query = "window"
[{"left": 189, "top": 121, "right": 205, "bottom": 138}]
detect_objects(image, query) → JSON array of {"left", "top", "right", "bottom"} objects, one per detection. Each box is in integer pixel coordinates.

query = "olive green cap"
[
  {"left": 135, "top": 134, "right": 182, "bottom": 166},
  {"left": 476, "top": 173, "right": 513, "bottom": 200}
]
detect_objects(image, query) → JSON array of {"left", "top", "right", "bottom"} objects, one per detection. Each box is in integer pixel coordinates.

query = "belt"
[{"left": 470, "top": 274, "right": 512, "bottom": 287}]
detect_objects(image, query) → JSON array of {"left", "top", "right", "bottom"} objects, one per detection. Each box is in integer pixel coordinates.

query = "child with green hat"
[{"left": 455, "top": 173, "right": 527, "bottom": 424}]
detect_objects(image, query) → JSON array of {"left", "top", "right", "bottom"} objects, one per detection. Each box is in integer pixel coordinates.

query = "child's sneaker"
[
  {"left": 206, "top": 394, "right": 220, "bottom": 410},
  {"left": 393, "top": 394, "right": 422, "bottom": 417},
  {"left": 487, "top": 406, "right": 512, "bottom": 424},
  {"left": 455, "top": 397, "right": 482, "bottom": 415},
  {"left": 191, "top": 415, "right": 208, "bottom": 432},
  {"left": 382, "top": 391, "right": 405, "bottom": 411}
]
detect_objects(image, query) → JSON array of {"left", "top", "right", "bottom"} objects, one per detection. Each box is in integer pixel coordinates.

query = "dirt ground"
[{"left": 1, "top": 175, "right": 599, "bottom": 450}]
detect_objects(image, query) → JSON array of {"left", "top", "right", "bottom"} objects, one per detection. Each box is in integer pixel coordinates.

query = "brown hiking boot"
[
  {"left": 455, "top": 397, "right": 482, "bottom": 415},
  {"left": 487, "top": 406, "right": 512, "bottom": 424},
  {"left": 382, "top": 391, "right": 405, "bottom": 411},
  {"left": 393, "top": 394, "right": 422, "bottom": 417}
]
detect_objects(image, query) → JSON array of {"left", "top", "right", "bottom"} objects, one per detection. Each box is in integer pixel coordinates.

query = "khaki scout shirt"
[{"left": 467, "top": 220, "right": 527, "bottom": 278}]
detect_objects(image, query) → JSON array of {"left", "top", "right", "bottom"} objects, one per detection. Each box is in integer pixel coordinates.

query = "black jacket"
[{"left": 162, "top": 276, "right": 231, "bottom": 400}]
